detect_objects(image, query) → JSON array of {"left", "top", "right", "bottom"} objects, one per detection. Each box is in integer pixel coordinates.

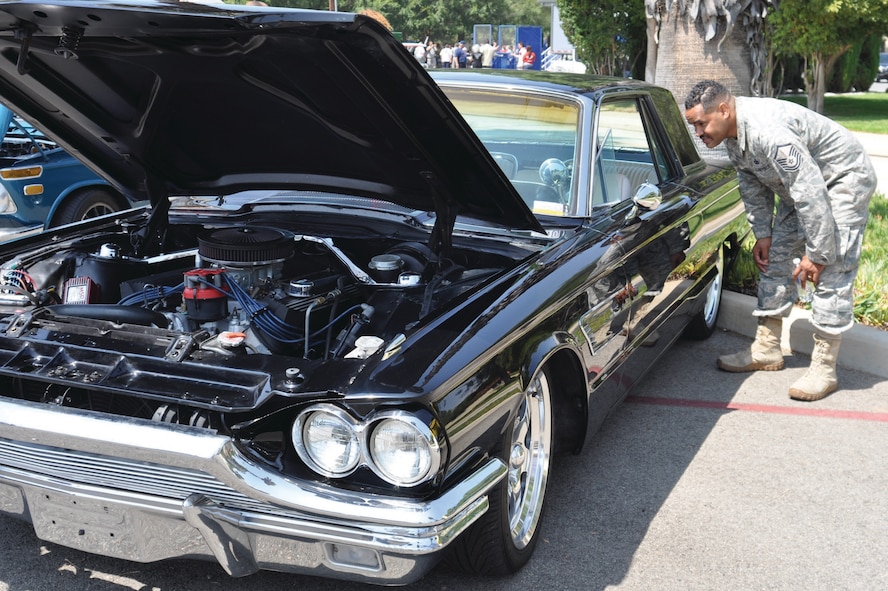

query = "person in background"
[
  {"left": 470, "top": 43, "right": 483, "bottom": 69},
  {"left": 521, "top": 45, "right": 536, "bottom": 69},
  {"left": 413, "top": 42, "right": 426, "bottom": 67},
  {"left": 481, "top": 40, "right": 496, "bottom": 68},
  {"left": 683, "top": 79, "right": 877, "bottom": 402},
  {"left": 453, "top": 40, "right": 468, "bottom": 69},
  {"left": 426, "top": 42, "right": 438, "bottom": 69},
  {"left": 439, "top": 43, "right": 452, "bottom": 68}
]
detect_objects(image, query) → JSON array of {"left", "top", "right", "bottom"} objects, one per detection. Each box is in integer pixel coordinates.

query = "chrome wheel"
[
  {"left": 81, "top": 200, "right": 117, "bottom": 220},
  {"left": 507, "top": 369, "right": 552, "bottom": 549},
  {"left": 700, "top": 258, "right": 723, "bottom": 328},
  {"left": 685, "top": 250, "right": 724, "bottom": 340},
  {"left": 450, "top": 366, "right": 556, "bottom": 574}
]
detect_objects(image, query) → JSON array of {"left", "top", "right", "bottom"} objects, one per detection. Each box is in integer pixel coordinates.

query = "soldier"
[{"left": 684, "top": 80, "right": 877, "bottom": 401}]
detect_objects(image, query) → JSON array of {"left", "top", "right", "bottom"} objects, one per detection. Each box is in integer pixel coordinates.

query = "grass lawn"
[{"left": 782, "top": 90, "right": 888, "bottom": 134}]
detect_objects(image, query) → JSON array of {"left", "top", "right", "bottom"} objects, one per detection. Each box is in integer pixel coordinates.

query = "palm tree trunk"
[
  {"left": 645, "top": 16, "right": 658, "bottom": 82},
  {"left": 651, "top": 2, "right": 754, "bottom": 106}
]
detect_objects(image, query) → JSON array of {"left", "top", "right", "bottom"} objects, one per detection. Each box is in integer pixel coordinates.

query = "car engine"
[
  {"left": 0, "top": 225, "right": 459, "bottom": 359},
  {"left": 0, "top": 215, "right": 533, "bottom": 432}
]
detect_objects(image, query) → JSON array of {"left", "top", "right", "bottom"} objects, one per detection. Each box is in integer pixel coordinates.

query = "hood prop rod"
[
  {"left": 424, "top": 172, "right": 455, "bottom": 263},
  {"left": 131, "top": 180, "right": 170, "bottom": 257},
  {"left": 14, "top": 22, "right": 36, "bottom": 75}
]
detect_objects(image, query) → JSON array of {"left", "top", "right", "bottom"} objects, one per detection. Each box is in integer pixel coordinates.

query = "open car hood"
[{"left": 0, "top": 1, "right": 543, "bottom": 234}]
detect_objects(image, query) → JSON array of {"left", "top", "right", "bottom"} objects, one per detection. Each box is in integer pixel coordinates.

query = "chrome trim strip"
[{"left": 0, "top": 397, "right": 506, "bottom": 531}]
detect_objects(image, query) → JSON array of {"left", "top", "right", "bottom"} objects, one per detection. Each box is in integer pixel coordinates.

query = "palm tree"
[{"left": 645, "top": 0, "right": 775, "bottom": 103}]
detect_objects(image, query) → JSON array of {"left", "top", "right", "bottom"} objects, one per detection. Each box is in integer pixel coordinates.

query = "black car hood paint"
[{"left": 0, "top": 1, "right": 542, "bottom": 233}]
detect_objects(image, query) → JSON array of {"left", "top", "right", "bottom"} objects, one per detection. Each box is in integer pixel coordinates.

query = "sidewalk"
[
  {"left": 853, "top": 130, "right": 888, "bottom": 195},
  {"left": 718, "top": 291, "right": 888, "bottom": 379}
]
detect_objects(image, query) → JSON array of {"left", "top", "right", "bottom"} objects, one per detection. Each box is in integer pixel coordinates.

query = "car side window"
[{"left": 593, "top": 98, "right": 664, "bottom": 207}]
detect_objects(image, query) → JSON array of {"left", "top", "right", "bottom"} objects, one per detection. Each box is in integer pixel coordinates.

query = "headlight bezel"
[
  {"left": 291, "top": 404, "right": 443, "bottom": 487},
  {"left": 366, "top": 410, "right": 442, "bottom": 487},
  {"left": 291, "top": 404, "right": 362, "bottom": 478}
]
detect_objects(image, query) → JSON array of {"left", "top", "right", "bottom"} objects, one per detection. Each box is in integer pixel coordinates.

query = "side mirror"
[
  {"left": 626, "top": 182, "right": 662, "bottom": 222},
  {"left": 633, "top": 182, "right": 662, "bottom": 210}
]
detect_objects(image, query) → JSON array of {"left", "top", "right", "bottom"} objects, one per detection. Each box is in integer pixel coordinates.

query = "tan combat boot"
[
  {"left": 716, "top": 316, "right": 784, "bottom": 372},
  {"left": 788, "top": 332, "right": 841, "bottom": 401}
]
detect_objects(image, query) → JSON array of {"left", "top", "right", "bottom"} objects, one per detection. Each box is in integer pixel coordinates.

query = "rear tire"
[
  {"left": 684, "top": 250, "right": 724, "bottom": 340},
  {"left": 50, "top": 188, "right": 123, "bottom": 227},
  {"left": 450, "top": 365, "right": 553, "bottom": 574}
]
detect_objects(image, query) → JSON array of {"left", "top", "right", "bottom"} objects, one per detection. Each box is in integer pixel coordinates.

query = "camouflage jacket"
[{"left": 725, "top": 97, "right": 876, "bottom": 266}]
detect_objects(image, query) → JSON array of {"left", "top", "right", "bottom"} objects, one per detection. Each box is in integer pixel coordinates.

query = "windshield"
[{"left": 439, "top": 87, "right": 580, "bottom": 217}]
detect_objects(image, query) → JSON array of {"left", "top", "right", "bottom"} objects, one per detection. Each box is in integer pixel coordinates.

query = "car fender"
[
  {"left": 520, "top": 329, "right": 583, "bottom": 387},
  {"left": 361, "top": 250, "right": 600, "bottom": 472}
]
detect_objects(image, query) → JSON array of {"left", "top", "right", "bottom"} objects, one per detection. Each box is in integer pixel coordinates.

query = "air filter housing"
[{"left": 198, "top": 227, "right": 295, "bottom": 267}]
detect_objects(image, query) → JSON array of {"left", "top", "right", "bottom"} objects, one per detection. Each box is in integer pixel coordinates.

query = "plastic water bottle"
[{"left": 793, "top": 258, "right": 814, "bottom": 303}]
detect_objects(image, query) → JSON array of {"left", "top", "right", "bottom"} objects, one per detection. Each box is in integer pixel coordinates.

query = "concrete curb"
[{"left": 717, "top": 290, "right": 888, "bottom": 379}]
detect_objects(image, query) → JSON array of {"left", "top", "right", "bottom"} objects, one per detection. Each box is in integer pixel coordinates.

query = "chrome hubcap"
[
  {"left": 507, "top": 370, "right": 552, "bottom": 549},
  {"left": 700, "top": 257, "right": 724, "bottom": 327}
]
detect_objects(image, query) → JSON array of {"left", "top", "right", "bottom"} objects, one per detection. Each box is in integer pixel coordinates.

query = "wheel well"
[{"left": 545, "top": 348, "right": 587, "bottom": 454}]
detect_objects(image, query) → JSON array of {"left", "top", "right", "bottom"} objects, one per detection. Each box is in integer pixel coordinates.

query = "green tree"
[
  {"left": 260, "top": 0, "right": 547, "bottom": 45},
  {"left": 557, "top": 0, "right": 646, "bottom": 77},
  {"left": 826, "top": 34, "right": 882, "bottom": 93},
  {"left": 769, "top": 0, "right": 888, "bottom": 113}
]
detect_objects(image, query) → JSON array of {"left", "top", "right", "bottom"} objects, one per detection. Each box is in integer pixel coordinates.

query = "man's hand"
[
  {"left": 752, "top": 237, "right": 771, "bottom": 273},
  {"left": 792, "top": 255, "right": 825, "bottom": 288}
]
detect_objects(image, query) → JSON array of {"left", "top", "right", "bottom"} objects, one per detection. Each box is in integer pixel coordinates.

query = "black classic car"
[{"left": 0, "top": 1, "right": 747, "bottom": 585}]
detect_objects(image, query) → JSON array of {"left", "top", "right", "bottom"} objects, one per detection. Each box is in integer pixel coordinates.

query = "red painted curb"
[{"left": 626, "top": 395, "right": 888, "bottom": 422}]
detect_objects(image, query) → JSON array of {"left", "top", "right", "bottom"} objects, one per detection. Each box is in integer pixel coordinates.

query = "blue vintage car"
[{"left": 0, "top": 105, "right": 129, "bottom": 238}]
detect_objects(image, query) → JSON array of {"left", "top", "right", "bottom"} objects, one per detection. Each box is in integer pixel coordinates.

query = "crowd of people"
[{"left": 411, "top": 39, "right": 537, "bottom": 70}]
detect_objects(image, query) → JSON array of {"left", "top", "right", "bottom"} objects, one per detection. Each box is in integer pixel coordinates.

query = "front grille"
[{"left": 0, "top": 437, "right": 295, "bottom": 517}]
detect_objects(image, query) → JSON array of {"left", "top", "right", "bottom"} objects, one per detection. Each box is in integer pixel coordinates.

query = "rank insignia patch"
[{"left": 775, "top": 144, "right": 802, "bottom": 172}]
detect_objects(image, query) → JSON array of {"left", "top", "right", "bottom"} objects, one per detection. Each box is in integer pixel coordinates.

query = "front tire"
[
  {"left": 684, "top": 250, "right": 724, "bottom": 340},
  {"left": 451, "top": 366, "right": 553, "bottom": 574},
  {"left": 50, "top": 188, "right": 123, "bottom": 227}
]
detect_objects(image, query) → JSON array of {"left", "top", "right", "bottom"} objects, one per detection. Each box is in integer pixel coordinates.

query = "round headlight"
[
  {"left": 292, "top": 406, "right": 360, "bottom": 477},
  {"left": 368, "top": 414, "right": 440, "bottom": 486}
]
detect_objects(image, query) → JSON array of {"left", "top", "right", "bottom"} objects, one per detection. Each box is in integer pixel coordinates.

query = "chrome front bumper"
[{"left": 0, "top": 398, "right": 506, "bottom": 585}]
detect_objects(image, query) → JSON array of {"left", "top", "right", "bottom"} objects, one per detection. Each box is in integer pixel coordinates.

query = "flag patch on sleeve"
[{"left": 774, "top": 144, "right": 802, "bottom": 172}]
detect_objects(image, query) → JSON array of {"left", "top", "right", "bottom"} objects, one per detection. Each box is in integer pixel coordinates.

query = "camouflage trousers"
[{"left": 752, "top": 207, "right": 866, "bottom": 335}]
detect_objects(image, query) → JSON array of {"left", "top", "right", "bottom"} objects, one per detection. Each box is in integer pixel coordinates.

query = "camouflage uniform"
[{"left": 725, "top": 97, "right": 877, "bottom": 335}]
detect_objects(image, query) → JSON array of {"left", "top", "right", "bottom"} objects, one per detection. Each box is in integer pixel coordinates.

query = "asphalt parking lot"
[{"left": 1, "top": 328, "right": 885, "bottom": 591}]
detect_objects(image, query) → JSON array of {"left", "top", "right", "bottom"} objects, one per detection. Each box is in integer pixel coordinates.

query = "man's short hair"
[{"left": 684, "top": 80, "right": 731, "bottom": 112}]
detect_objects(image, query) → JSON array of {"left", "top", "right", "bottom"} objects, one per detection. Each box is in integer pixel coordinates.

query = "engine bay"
[
  {"left": 0, "top": 208, "right": 546, "bottom": 433},
  {"left": 0, "top": 223, "right": 522, "bottom": 363}
]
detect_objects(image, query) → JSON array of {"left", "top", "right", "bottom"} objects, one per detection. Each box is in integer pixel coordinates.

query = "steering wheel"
[{"left": 538, "top": 158, "right": 573, "bottom": 204}]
